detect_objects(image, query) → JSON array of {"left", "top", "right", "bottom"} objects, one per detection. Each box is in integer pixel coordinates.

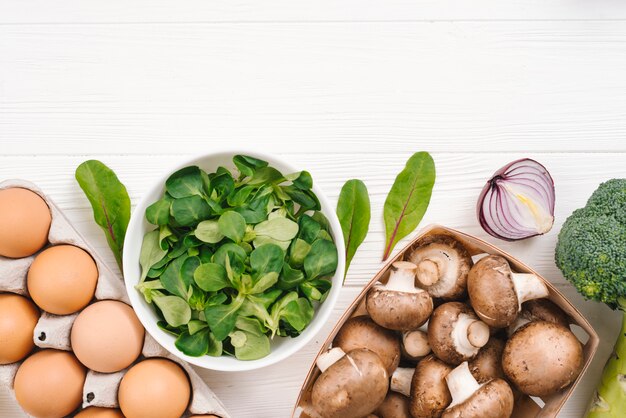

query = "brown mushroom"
[
  {"left": 312, "top": 348, "right": 388, "bottom": 418},
  {"left": 441, "top": 361, "right": 514, "bottom": 418},
  {"left": 507, "top": 298, "right": 570, "bottom": 335},
  {"left": 401, "top": 327, "right": 431, "bottom": 362},
  {"left": 366, "top": 261, "right": 433, "bottom": 331},
  {"left": 414, "top": 355, "right": 453, "bottom": 418},
  {"left": 376, "top": 392, "right": 411, "bottom": 418},
  {"left": 502, "top": 321, "right": 583, "bottom": 397},
  {"left": 468, "top": 337, "right": 506, "bottom": 384},
  {"left": 428, "top": 302, "right": 490, "bottom": 365},
  {"left": 468, "top": 255, "right": 549, "bottom": 328},
  {"left": 407, "top": 235, "right": 472, "bottom": 300},
  {"left": 334, "top": 316, "right": 401, "bottom": 375}
]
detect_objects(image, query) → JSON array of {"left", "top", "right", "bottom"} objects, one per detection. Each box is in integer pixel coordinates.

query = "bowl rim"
[{"left": 123, "top": 149, "right": 346, "bottom": 371}]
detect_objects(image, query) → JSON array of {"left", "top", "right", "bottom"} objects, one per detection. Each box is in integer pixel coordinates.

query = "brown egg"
[
  {"left": 189, "top": 416, "right": 222, "bottom": 418},
  {"left": 119, "top": 359, "right": 190, "bottom": 418},
  {"left": 27, "top": 245, "right": 98, "bottom": 314},
  {"left": 14, "top": 349, "right": 86, "bottom": 418},
  {"left": 0, "top": 188, "right": 51, "bottom": 258},
  {"left": 75, "top": 407, "right": 125, "bottom": 417},
  {"left": 0, "top": 293, "right": 39, "bottom": 364},
  {"left": 71, "top": 300, "right": 145, "bottom": 373}
]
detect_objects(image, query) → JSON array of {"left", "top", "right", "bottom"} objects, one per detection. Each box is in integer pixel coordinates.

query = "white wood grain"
[
  {"left": 2, "top": 22, "right": 626, "bottom": 154},
  {"left": 2, "top": 0, "right": 626, "bottom": 23},
  {"left": 0, "top": 152, "right": 623, "bottom": 417}
]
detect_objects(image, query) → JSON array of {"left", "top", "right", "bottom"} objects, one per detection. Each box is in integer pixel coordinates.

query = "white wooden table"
[{"left": 2, "top": 1, "right": 626, "bottom": 416}]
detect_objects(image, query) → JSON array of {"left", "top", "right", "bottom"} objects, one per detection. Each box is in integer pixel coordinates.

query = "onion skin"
[{"left": 477, "top": 158, "right": 555, "bottom": 241}]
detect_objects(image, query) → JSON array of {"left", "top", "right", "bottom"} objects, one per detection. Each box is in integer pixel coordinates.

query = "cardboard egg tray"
[
  {"left": 293, "top": 224, "right": 600, "bottom": 418},
  {"left": 0, "top": 179, "right": 231, "bottom": 418}
]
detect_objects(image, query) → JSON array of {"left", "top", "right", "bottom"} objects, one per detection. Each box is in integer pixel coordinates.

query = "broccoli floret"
[{"left": 555, "top": 179, "right": 626, "bottom": 309}]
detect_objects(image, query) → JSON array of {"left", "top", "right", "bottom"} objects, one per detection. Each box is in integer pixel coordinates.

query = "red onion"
[{"left": 477, "top": 158, "right": 555, "bottom": 241}]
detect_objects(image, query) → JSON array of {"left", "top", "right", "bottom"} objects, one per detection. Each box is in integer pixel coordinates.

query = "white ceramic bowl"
[{"left": 123, "top": 151, "right": 345, "bottom": 371}]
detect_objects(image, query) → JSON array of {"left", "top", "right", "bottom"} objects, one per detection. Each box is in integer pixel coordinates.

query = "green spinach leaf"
[
  {"left": 75, "top": 160, "right": 131, "bottom": 270},
  {"left": 382, "top": 152, "right": 435, "bottom": 260},
  {"left": 337, "top": 179, "right": 371, "bottom": 280}
]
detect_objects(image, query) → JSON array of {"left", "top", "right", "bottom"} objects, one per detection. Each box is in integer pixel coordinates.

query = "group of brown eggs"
[{"left": 0, "top": 187, "right": 218, "bottom": 418}]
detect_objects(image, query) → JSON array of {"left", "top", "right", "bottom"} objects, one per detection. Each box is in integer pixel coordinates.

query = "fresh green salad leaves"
[
  {"left": 336, "top": 179, "right": 371, "bottom": 281},
  {"left": 76, "top": 160, "right": 131, "bottom": 270},
  {"left": 383, "top": 151, "right": 436, "bottom": 260},
  {"left": 137, "top": 155, "right": 338, "bottom": 361}
]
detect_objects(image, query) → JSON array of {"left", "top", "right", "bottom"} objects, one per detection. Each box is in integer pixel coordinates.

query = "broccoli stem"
[{"left": 585, "top": 307, "right": 626, "bottom": 418}]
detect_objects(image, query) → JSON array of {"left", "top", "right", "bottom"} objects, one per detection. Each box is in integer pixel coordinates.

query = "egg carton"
[
  {"left": 293, "top": 224, "right": 600, "bottom": 418},
  {"left": 0, "top": 179, "right": 230, "bottom": 418}
]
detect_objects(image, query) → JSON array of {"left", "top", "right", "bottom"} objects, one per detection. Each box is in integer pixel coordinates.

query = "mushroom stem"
[
  {"left": 507, "top": 316, "right": 531, "bottom": 336},
  {"left": 511, "top": 273, "right": 549, "bottom": 308},
  {"left": 390, "top": 367, "right": 415, "bottom": 397},
  {"left": 446, "top": 362, "right": 482, "bottom": 408},
  {"left": 385, "top": 262, "right": 419, "bottom": 293},
  {"left": 416, "top": 259, "right": 440, "bottom": 286},
  {"left": 452, "top": 314, "right": 489, "bottom": 357},
  {"left": 467, "top": 321, "right": 490, "bottom": 348},
  {"left": 317, "top": 347, "right": 346, "bottom": 373},
  {"left": 402, "top": 330, "right": 431, "bottom": 358}
]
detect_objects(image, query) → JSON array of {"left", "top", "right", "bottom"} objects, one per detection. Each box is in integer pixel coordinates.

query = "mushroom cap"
[
  {"left": 377, "top": 392, "right": 411, "bottom": 418},
  {"left": 467, "top": 255, "right": 519, "bottom": 328},
  {"left": 468, "top": 337, "right": 506, "bottom": 384},
  {"left": 409, "top": 355, "right": 453, "bottom": 418},
  {"left": 366, "top": 286, "right": 433, "bottom": 331},
  {"left": 407, "top": 235, "right": 472, "bottom": 300},
  {"left": 521, "top": 299, "right": 570, "bottom": 328},
  {"left": 312, "top": 348, "right": 389, "bottom": 418},
  {"left": 502, "top": 321, "right": 583, "bottom": 397},
  {"left": 441, "top": 378, "right": 514, "bottom": 418},
  {"left": 428, "top": 302, "right": 485, "bottom": 365},
  {"left": 334, "top": 316, "right": 401, "bottom": 375}
]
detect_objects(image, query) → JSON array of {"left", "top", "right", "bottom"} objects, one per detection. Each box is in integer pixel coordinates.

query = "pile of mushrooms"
[{"left": 307, "top": 235, "right": 584, "bottom": 418}]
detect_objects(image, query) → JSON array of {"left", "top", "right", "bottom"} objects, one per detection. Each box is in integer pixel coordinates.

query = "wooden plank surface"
[
  {"left": 2, "top": 1, "right": 626, "bottom": 416},
  {"left": 2, "top": 22, "right": 626, "bottom": 154}
]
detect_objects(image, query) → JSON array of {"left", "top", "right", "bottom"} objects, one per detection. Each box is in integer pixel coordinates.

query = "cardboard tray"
[
  {"left": 293, "top": 224, "right": 599, "bottom": 418},
  {"left": 0, "top": 179, "right": 231, "bottom": 418}
]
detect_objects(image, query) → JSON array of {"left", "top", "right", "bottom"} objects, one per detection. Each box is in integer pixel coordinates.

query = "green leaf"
[
  {"left": 382, "top": 152, "right": 436, "bottom": 260},
  {"left": 146, "top": 198, "right": 171, "bottom": 226},
  {"left": 213, "top": 243, "right": 247, "bottom": 269},
  {"left": 152, "top": 292, "right": 191, "bottom": 327},
  {"left": 277, "top": 263, "right": 306, "bottom": 290},
  {"left": 188, "top": 319, "right": 209, "bottom": 335},
  {"left": 135, "top": 279, "right": 164, "bottom": 303},
  {"left": 194, "top": 263, "right": 230, "bottom": 292},
  {"left": 207, "top": 332, "right": 223, "bottom": 357},
  {"left": 254, "top": 217, "right": 299, "bottom": 241},
  {"left": 227, "top": 186, "right": 254, "bottom": 207},
  {"left": 75, "top": 160, "right": 131, "bottom": 270},
  {"left": 171, "top": 195, "right": 212, "bottom": 226},
  {"left": 337, "top": 179, "right": 371, "bottom": 280},
  {"left": 280, "top": 298, "right": 314, "bottom": 332},
  {"left": 304, "top": 239, "right": 338, "bottom": 280},
  {"left": 249, "top": 272, "right": 279, "bottom": 294},
  {"left": 250, "top": 244, "right": 284, "bottom": 285},
  {"left": 180, "top": 256, "right": 200, "bottom": 289},
  {"left": 166, "top": 166, "right": 205, "bottom": 198},
  {"left": 235, "top": 331, "right": 270, "bottom": 360},
  {"left": 233, "top": 155, "right": 269, "bottom": 178},
  {"left": 218, "top": 211, "right": 247, "bottom": 243},
  {"left": 286, "top": 171, "right": 313, "bottom": 190},
  {"left": 175, "top": 329, "right": 210, "bottom": 357},
  {"left": 139, "top": 230, "right": 167, "bottom": 282},
  {"left": 204, "top": 295, "right": 245, "bottom": 341},
  {"left": 252, "top": 235, "right": 291, "bottom": 251},
  {"left": 248, "top": 167, "right": 285, "bottom": 185},
  {"left": 283, "top": 186, "right": 321, "bottom": 212},
  {"left": 160, "top": 255, "right": 190, "bottom": 299},
  {"left": 300, "top": 279, "right": 332, "bottom": 302},
  {"left": 297, "top": 215, "right": 321, "bottom": 244},
  {"left": 289, "top": 238, "right": 311, "bottom": 268},
  {"left": 195, "top": 220, "right": 224, "bottom": 243}
]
